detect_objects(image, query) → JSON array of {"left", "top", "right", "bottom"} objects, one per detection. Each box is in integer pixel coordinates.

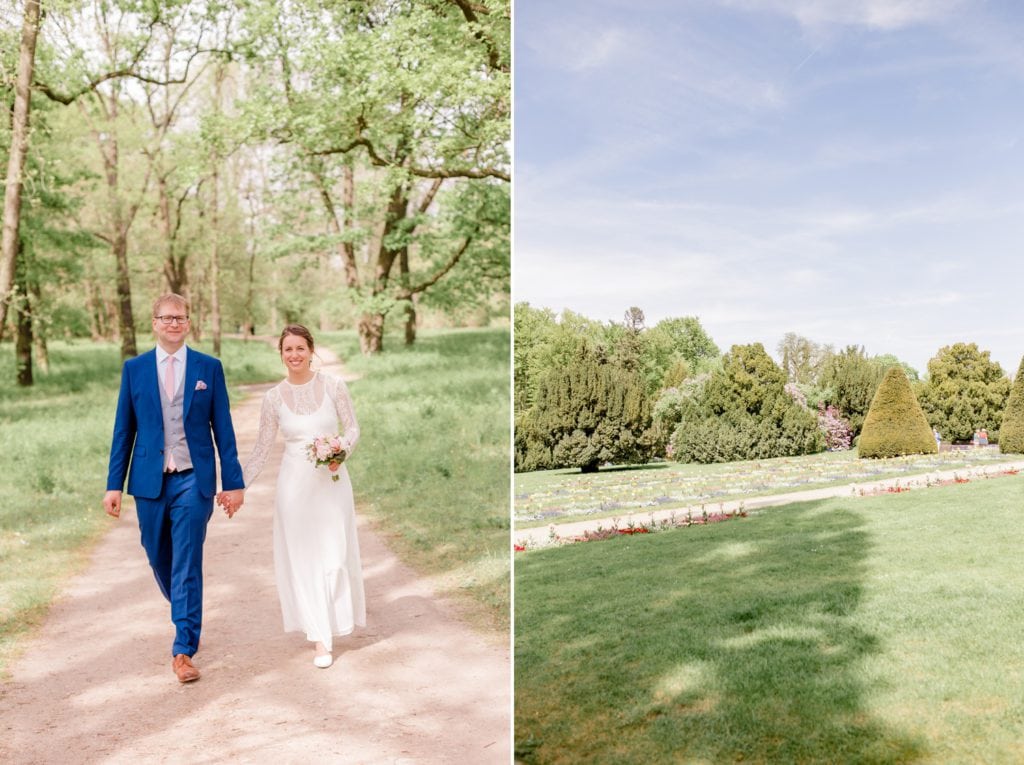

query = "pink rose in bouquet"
[{"left": 306, "top": 434, "right": 348, "bottom": 481}]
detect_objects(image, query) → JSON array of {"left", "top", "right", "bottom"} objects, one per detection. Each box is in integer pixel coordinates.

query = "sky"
[{"left": 513, "top": 0, "right": 1024, "bottom": 377}]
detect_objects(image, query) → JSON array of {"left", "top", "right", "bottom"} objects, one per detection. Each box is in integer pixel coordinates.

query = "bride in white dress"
[{"left": 239, "top": 324, "right": 366, "bottom": 668}]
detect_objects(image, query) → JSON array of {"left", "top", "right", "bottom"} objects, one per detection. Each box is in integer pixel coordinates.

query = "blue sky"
[{"left": 513, "top": 0, "right": 1024, "bottom": 377}]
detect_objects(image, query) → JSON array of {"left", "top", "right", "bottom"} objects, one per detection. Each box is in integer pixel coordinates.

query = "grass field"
[
  {"left": 515, "top": 475, "right": 1024, "bottom": 764},
  {"left": 515, "top": 449, "right": 1022, "bottom": 529},
  {"left": 0, "top": 327, "right": 509, "bottom": 676}
]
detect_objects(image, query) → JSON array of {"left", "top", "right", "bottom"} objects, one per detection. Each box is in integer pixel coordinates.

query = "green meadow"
[
  {"left": 515, "top": 475, "right": 1024, "bottom": 764},
  {"left": 0, "top": 327, "right": 509, "bottom": 675}
]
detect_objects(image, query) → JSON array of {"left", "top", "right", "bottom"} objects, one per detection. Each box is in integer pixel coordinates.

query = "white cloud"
[
  {"left": 722, "top": 0, "right": 965, "bottom": 31},
  {"left": 571, "top": 28, "right": 628, "bottom": 71},
  {"left": 520, "top": 18, "right": 631, "bottom": 73}
]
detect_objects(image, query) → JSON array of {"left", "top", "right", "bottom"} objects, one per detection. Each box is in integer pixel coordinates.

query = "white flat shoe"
[{"left": 313, "top": 653, "right": 333, "bottom": 669}]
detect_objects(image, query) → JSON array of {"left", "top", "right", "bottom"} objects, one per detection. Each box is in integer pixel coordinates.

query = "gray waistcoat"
[{"left": 160, "top": 373, "right": 193, "bottom": 471}]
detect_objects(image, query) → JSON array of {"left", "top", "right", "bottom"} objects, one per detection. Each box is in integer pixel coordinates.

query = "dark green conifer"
[
  {"left": 527, "top": 345, "right": 653, "bottom": 473},
  {"left": 998, "top": 357, "right": 1024, "bottom": 454}
]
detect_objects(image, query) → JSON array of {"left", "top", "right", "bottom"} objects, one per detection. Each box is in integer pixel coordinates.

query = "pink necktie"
[{"left": 165, "top": 356, "right": 177, "bottom": 471}]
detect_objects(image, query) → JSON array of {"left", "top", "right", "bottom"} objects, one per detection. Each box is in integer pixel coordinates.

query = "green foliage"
[
  {"left": 651, "top": 373, "right": 708, "bottom": 454},
  {"left": 859, "top": 366, "right": 937, "bottom": 458},
  {"left": 916, "top": 342, "right": 1011, "bottom": 443},
  {"left": 513, "top": 304, "right": 721, "bottom": 429},
  {"left": 999, "top": 357, "right": 1024, "bottom": 454},
  {"left": 235, "top": 0, "right": 510, "bottom": 341},
  {"left": 640, "top": 315, "right": 719, "bottom": 395},
  {"left": 874, "top": 353, "right": 920, "bottom": 382},
  {"left": 521, "top": 344, "right": 654, "bottom": 473},
  {"left": 670, "top": 343, "right": 824, "bottom": 463},
  {"left": 817, "top": 345, "right": 887, "bottom": 438},
  {"left": 513, "top": 304, "right": 608, "bottom": 414},
  {"left": 3, "top": 0, "right": 510, "bottom": 369}
]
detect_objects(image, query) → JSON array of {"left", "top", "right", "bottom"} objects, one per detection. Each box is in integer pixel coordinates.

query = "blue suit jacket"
[{"left": 106, "top": 347, "right": 245, "bottom": 500}]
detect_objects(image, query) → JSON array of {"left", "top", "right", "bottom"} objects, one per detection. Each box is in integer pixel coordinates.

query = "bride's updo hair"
[{"left": 278, "top": 323, "right": 315, "bottom": 353}]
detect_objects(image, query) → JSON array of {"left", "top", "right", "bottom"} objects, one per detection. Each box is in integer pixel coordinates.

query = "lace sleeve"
[
  {"left": 326, "top": 374, "right": 360, "bottom": 455},
  {"left": 242, "top": 387, "right": 281, "bottom": 487}
]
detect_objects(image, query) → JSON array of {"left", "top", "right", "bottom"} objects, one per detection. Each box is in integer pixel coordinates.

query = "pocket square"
[{"left": 195, "top": 380, "right": 208, "bottom": 391}]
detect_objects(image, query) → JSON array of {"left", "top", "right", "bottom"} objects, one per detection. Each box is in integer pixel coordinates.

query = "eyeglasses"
[{"left": 154, "top": 315, "right": 190, "bottom": 325}]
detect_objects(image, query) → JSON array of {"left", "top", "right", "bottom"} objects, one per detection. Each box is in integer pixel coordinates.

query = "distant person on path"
[
  {"left": 933, "top": 428, "right": 941, "bottom": 451},
  {"left": 103, "top": 293, "right": 245, "bottom": 683},
  {"left": 980, "top": 428, "right": 989, "bottom": 446},
  {"left": 225, "top": 324, "right": 365, "bottom": 669},
  {"left": 973, "top": 429, "right": 981, "bottom": 447}
]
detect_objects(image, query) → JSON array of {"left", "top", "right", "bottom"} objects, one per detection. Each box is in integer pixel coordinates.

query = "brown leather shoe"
[{"left": 172, "top": 654, "right": 200, "bottom": 683}]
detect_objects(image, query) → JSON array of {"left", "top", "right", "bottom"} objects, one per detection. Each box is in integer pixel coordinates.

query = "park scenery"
[
  {"left": 514, "top": 304, "right": 1024, "bottom": 763},
  {"left": 1, "top": 1, "right": 509, "bottom": 762}
]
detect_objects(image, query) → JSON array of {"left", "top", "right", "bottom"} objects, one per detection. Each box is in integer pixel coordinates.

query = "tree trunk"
[
  {"left": 208, "top": 64, "right": 224, "bottom": 356},
  {"left": 14, "top": 251, "right": 32, "bottom": 386},
  {"left": 358, "top": 313, "right": 384, "bottom": 354},
  {"left": 398, "top": 239, "right": 416, "bottom": 344},
  {"left": 0, "top": 0, "right": 42, "bottom": 339},
  {"left": 112, "top": 230, "right": 136, "bottom": 360},
  {"left": 209, "top": 172, "right": 221, "bottom": 355},
  {"left": 403, "top": 299, "right": 416, "bottom": 345},
  {"left": 158, "top": 173, "right": 187, "bottom": 295},
  {"left": 356, "top": 184, "right": 408, "bottom": 354},
  {"left": 243, "top": 196, "right": 257, "bottom": 338},
  {"left": 27, "top": 246, "right": 47, "bottom": 373}
]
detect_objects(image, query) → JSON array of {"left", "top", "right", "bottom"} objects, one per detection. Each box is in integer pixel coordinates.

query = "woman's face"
[{"left": 280, "top": 334, "right": 313, "bottom": 373}]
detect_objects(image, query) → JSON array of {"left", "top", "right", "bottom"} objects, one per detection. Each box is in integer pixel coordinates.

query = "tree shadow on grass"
[{"left": 515, "top": 500, "right": 925, "bottom": 764}]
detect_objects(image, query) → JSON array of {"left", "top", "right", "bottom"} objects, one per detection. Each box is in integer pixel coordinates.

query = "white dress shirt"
[{"left": 155, "top": 345, "right": 188, "bottom": 397}]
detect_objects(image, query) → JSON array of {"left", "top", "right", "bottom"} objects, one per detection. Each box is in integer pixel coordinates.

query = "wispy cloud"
[{"left": 722, "top": 0, "right": 966, "bottom": 31}]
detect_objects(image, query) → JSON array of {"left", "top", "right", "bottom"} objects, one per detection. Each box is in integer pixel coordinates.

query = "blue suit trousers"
[{"left": 135, "top": 470, "right": 213, "bottom": 657}]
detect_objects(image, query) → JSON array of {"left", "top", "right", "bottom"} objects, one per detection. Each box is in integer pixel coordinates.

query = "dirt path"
[
  {"left": 516, "top": 459, "right": 1024, "bottom": 548},
  {"left": 0, "top": 348, "right": 510, "bottom": 764}
]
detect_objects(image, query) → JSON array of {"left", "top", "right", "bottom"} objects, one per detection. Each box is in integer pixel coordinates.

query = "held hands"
[{"left": 217, "top": 488, "right": 245, "bottom": 519}]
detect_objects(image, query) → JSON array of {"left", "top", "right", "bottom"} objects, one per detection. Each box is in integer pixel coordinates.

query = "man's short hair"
[{"left": 153, "top": 293, "right": 189, "bottom": 317}]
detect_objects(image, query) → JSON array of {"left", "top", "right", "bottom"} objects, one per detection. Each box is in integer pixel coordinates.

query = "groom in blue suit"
[{"left": 103, "top": 293, "right": 245, "bottom": 683}]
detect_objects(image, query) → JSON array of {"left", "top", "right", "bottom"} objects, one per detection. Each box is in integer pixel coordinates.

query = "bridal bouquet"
[{"left": 307, "top": 434, "right": 347, "bottom": 481}]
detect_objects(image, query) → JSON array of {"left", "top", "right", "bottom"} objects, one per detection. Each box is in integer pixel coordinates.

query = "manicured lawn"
[
  {"left": 515, "top": 475, "right": 1024, "bottom": 764},
  {"left": 515, "top": 449, "right": 1021, "bottom": 529}
]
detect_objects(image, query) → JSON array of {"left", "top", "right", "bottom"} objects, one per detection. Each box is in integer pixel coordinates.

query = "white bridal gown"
[{"left": 243, "top": 371, "right": 366, "bottom": 650}]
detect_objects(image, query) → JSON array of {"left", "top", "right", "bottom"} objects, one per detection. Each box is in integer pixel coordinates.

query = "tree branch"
[
  {"left": 32, "top": 47, "right": 225, "bottom": 105},
  {"left": 446, "top": 0, "right": 507, "bottom": 72},
  {"left": 309, "top": 138, "right": 509, "bottom": 182},
  {"left": 394, "top": 235, "right": 474, "bottom": 299}
]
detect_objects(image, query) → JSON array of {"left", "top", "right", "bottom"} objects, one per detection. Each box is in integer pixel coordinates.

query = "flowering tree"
[{"left": 817, "top": 404, "right": 853, "bottom": 451}]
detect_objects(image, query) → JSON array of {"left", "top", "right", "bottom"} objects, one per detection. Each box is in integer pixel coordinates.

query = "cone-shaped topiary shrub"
[
  {"left": 999, "top": 356, "right": 1024, "bottom": 454},
  {"left": 859, "top": 366, "right": 937, "bottom": 458}
]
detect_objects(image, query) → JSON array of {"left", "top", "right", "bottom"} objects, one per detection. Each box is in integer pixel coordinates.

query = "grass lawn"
[
  {"left": 515, "top": 449, "right": 1022, "bottom": 529},
  {"left": 515, "top": 475, "right": 1024, "bottom": 764},
  {"left": 319, "top": 327, "right": 510, "bottom": 632}
]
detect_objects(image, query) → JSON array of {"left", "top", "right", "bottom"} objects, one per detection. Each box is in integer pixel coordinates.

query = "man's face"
[{"left": 152, "top": 301, "right": 191, "bottom": 348}]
